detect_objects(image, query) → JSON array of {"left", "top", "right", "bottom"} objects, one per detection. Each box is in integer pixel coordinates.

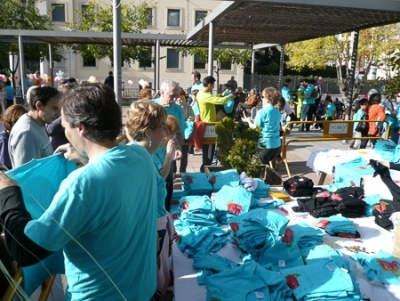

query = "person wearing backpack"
[
  {"left": 334, "top": 98, "right": 345, "bottom": 120},
  {"left": 359, "top": 93, "right": 386, "bottom": 149}
]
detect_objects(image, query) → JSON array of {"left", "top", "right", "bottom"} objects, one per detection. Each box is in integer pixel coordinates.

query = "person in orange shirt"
[{"left": 360, "top": 92, "right": 386, "bottom": 149}]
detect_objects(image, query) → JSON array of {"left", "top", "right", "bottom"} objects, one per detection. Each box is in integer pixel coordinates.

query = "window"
[
  {"left": 83, "top": 55, "right": 96, "bottom": 67},
  {"left": 167, "top": 9, "right": 180, "bottom": 27},
  {"left": 139, "top": 47, "right": 152, "bottom": 68},
  {"left": 194, "top": 11, "right": 207, "bottom": 26},
  {"left": 167, "top": 49, "right": 179, "bottom": 69},
  {"left": 220, "top": 61, "right": 232, "bottom": 70},
  {"left": 81, "top": 5, "right": 89, "bottom": 18},
  {"left": 51, "top": 4, "right": 65, "bottom": 22},
  {"left": 194, "top": 54, "right": 205, "bottom": 69},
  {"left": 146, "top": 8, "right": 153, "bottom": 26}
]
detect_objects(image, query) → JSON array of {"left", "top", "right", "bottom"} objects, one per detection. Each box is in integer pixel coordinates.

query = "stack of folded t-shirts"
[
  {"left": 374, "top": 140, "right": 398, "bottom": 163},
  {"left": 208, "top": 169, "right": 240, "bottom": 192},
  {"left": 203, "top": 260, "right": 293, "bottom": 301},
  {"left": 192, "top": 251, "right": 240, "bottom": 285},
  {"left": 334, "top": 157, "right": 374, "bottom": 187},
  {"left": 280, "top": 258, "right": 361, "bottom": 300},
  {"left": 305, "top": 244, "right": 350, "bottom": 269},
  {"left": 182, "top": 172, "right": 213, "bottom": 196},
  {"left": 175, "top": 225, "right": 227, "bottom": 258},
  {"left": 228, "top": 208, "right": 289, "bottom": 261},
  {"left": 351, "top": 250, "right": 400, "bottom": 285},
  {"left": 287, "top": 223, "right": 325, "bottom": 256},
  {"left": 252, "top": 178, "right": 270, "bottom": 199},
  {"left": 315, "top": 216, "right": 360, "bottom": 238},
  {"left": 212, "top": 185, "right": 254, "bottom": 224},
  {"left": 176, "top": 195, "right": 218, "bottom": 227},
  {"left": 258, "top": 238, "right": 305, "bottom": 270}
]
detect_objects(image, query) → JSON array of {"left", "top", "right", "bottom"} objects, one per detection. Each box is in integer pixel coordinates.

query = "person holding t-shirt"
[
  {"left": 196, "top": 76, "right": 233, "bottom": 172},
  {"left": 242, "top": 87, "right": 281, "bottom": 164}
]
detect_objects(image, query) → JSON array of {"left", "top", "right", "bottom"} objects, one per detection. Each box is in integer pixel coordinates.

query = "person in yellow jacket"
[
  {"left": 196, "top": 76, "right": 233, "bottom": 171},
  {"left": 296, "top": 84, "right": 305, "bottom": 120}
]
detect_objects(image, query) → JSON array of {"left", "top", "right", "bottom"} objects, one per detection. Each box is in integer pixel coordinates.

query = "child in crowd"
[
  {"left": 324, "top": 96, "right": 336, "bottom": 120},
  {"left": 349, "top": 98, "right": 368, "bottom": 149},
  {"left": 174, "top": 89, "right": 194, "bottom": 175},
  {"left": 190, "top": 89, "right": 200, "bottom": 122}
]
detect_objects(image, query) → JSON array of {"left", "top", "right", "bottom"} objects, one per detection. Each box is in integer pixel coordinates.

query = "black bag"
[
  {"left": 336, "top": 198, "right": 366, "bottom": 218},
  {"left": 355, "top": 113, "right": 368, "bottom": 132},
  {"left": 283, "top": 176, "right": 314, "bottom": 197}
]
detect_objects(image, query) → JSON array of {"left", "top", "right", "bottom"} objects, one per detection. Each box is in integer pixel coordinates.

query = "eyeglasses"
[
  {"left": 60, "top": 78, "right": 77, "bottom": 84},
  {"left": 153, "top": 123, "right": 167, "bottom": 131}
]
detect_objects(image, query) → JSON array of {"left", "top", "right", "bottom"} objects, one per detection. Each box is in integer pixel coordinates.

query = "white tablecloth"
[
  {"left": 310, "top": 149, "right": 381, "bottom": 175},
  {"left": 172, "top": 188, "right": 400, "bottom": 301}
]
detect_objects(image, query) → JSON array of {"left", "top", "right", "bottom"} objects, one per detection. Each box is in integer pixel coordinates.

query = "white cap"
[{"left": 368, "top": 89, "right": 378, "bottom": 98}]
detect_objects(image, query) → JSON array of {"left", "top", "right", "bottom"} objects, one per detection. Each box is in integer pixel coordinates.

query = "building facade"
[{"left": 37, "top": 0, "right": 245, "bottom": 91}]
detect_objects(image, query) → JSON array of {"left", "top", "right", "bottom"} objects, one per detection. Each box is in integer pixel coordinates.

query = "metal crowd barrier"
[{"left": 276, "top": 119, "right": 390, "bottom": 178}]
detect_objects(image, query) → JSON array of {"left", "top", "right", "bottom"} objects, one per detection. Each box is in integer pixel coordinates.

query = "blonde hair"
[
  {"left": 262, "top": 87, "right": 281, "bottom": 105},
  {"left": 166, "top": 115, "right": 180, "bottom": 136},
  {"left": 125, "top": 100, "right": 167, "bottom": 141}
]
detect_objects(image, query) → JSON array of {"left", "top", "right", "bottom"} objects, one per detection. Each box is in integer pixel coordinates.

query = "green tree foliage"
[
  {"left": 384, "top": 51, "right": 400, "bottom": 96},
  {"left": 67, "top": 0, "right": 155, "bottom": 64},
  {"left": 285, "top": 24, "right": 400, "bottom": 104},
  {"left": 0, "top": 0, "right": 56, "bottom": 83},
  {"left": 176, "top": 46, "right": 252, "bottom": 92}
]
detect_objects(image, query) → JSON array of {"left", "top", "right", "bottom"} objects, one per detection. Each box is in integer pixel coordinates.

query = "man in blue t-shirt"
[{"left": 0, "top": 84, "right": 158, "bottom": 300}]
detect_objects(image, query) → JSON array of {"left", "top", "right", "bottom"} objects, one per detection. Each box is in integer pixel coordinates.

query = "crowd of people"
[{"left": 0, "top": 68, "right": 398, "bottom": 300}]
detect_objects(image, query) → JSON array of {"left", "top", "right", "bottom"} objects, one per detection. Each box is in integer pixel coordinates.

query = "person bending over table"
[
  {"left": 125, "top": 100, "right": 177, "bottom": 300},
  {"left": 0, "top": 84, "right": 158, "bottom": 301},
  {"left": 242, "top": 87, "right": 282, "bottom": 165}
]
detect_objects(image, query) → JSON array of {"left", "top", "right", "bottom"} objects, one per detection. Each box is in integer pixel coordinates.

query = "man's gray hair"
[
  {"left": 26, "top": 85, "right": 38, "bottom": 105},
  {"left": 160, "top": 80, "right": 178, "bottom": 93}
]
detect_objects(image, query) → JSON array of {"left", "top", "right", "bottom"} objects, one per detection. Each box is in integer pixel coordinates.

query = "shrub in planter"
[{"left": 215, "top": 117, "right": 262, "bottom": 177}]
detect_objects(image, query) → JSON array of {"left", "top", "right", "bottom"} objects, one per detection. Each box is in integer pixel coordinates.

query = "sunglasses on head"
[{"left": 60, "top": 78, "right": 77, "bottom": 84}]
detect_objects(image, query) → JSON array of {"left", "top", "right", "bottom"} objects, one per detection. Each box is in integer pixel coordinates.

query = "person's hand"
[
  {"left": 242, "top": 114, "right": 250, "bottom": 123},
  {"left": 174, "top": 149, "right": 182, "bottom": 160},
  {"left": 54, "top": 143, "right": 89, "bottom": 165},
  {"left": 166, "top": 139, "right": 178, "bottom": 157},
  {"left": 0, "top": 172, "right": 17, "bottom": 191}
]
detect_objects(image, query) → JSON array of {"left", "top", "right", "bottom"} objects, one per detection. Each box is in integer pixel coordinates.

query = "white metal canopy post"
[
  {"left": 113, "top": 0, "right": 122, "bottom": 108},
  {"left": 18, "top": 35, "right": 25, "bottom": 100},
  {"left": 154, "top": 39, "right": 160, "bottom": 90},
  {"left": 207, "top": 22, "right": 214, "bottom": 77},
  {"left": 48, "top": 44, "right": 54, "bottom": 88}
]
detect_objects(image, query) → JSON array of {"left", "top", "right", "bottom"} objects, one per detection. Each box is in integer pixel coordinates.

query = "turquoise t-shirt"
[
  {"left": 129, "top": 142, "right": 167, "bottom": 218},
  {"left": 153, "top": 99, "right": 186, "bottom": 135},
  {"left": 281, "top": 85, "right": 292, "bottom": 102},
  {"left": 5, "top": 85, "right": 15, "bottom": 100},
  {"left": 254, "top": 104, "right": 281, "bottom": 149},
  {"left": 326, "top": 103, "right": 336, "bottom": 117},
  {"left": 303, "top": 84, "right": 315, "bottom": 105},
  {"left": 25, "top": 144, "right": 158, "bottom": 301}
]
